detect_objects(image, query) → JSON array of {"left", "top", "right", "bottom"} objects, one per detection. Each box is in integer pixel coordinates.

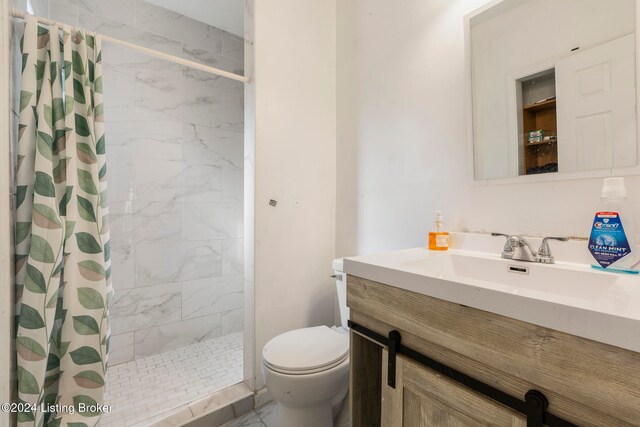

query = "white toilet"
[{"left": 262, "top": 259, "right": 350, "bottom": 427}]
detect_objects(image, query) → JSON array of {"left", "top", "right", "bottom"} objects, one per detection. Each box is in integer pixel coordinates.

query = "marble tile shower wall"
[{"left": 10, "top": 0, "right": 245, "bottom": 365}]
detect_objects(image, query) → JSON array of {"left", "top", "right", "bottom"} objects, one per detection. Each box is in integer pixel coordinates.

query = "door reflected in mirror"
[{"left": 469, "top": 0, "right": 637, "bottom": 180}]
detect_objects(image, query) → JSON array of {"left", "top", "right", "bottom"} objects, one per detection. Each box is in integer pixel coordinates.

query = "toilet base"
[
  {"left": 276, "top": 401, "right": 334, "bottom": 427},
  {"left": 261, "top": 327, "right": 350, "bottom": 427}
]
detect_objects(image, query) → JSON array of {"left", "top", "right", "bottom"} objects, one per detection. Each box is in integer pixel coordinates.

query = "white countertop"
[{"left": 344, "top": 233, "right": 640, "bottom": 353}]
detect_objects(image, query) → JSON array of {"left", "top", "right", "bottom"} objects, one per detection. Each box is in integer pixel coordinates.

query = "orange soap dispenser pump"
[{"left": 428, "top": 210, "right": 449, "bottom": 251}]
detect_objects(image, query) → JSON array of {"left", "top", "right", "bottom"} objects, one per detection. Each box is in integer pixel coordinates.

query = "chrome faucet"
[
  {"left": 536, "top": 236, "right": 569, "bottom": 264},
  {"left": 491, "top": 233, "right": 568, "bottom": 264}
]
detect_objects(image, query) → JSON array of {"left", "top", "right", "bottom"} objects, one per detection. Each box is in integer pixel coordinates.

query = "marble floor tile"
[
  {"left": 220, "top": 411, "right": 266, "bottom": 427},
  {"left": 256, "top": 403, "right": 277, "bottom": 427},
  {"left": 139, "top": 405, "right": 193, "bottom": 427},
  {"left": 189, "top": 406, "right": 237, "bottom": 427}
]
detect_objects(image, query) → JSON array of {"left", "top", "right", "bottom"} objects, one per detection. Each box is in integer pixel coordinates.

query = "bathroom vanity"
[{"left": 345, "top": 234, "right": 640, "bottom": 426}]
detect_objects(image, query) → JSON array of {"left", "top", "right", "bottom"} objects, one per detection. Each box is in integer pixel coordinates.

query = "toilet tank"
[{"left": 333, "top": 258, "right": 349, "bottom": 329}]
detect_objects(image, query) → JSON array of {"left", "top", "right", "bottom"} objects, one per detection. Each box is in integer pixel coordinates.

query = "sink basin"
[
  {"left": 402, "top": 251, "right": 623, "bottom": 307},
  {"left": 344, "top": 235, "right": 640, "bottom": 352}
]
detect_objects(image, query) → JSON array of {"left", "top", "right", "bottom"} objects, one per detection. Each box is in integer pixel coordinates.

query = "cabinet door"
[{"left": 381, "top": 350, "right": 526, "bottom": 427}]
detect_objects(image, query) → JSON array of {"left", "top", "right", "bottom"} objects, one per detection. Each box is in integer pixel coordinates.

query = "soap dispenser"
[{"left": 429, "top": 211, "right": 449, "bottom": 251}]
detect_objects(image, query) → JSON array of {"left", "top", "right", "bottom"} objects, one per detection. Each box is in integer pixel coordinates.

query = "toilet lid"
[{"left": 263, "top": 326, "right": 349, "bottom": 374}]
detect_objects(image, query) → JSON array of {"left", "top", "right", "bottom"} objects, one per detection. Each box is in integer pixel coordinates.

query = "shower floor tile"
[{"left": 99, "top": 332, "right": 243, "bottom": 427}]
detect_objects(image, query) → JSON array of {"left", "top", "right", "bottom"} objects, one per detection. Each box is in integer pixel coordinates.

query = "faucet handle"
[
  {"left": 491, "top": 233, "right": 514, "bottom": 258},
  {"left": 537, "top": 237, "right": 568, "bottom": 264}
]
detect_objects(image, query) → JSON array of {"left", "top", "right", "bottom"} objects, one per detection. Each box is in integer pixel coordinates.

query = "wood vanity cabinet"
[
  {"left": 347, "top": 275, "right": 640, "bottom": 427},
  {"left": 381, "top": 352, "right": 526, "bottom": 426}
]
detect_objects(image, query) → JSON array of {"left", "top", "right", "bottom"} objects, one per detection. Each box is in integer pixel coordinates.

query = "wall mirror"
[{"left": 468, "top": 0, "right": 638, "bottom": 181}]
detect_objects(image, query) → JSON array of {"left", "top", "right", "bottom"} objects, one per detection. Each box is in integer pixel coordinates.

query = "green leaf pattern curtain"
[{"left": 14, "top": 16, "right": 112, "bottom": 427}]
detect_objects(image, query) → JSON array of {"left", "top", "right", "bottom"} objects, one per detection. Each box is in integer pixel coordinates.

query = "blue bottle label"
[{"left": 588, "top": 211, "right": 631, "bottom": 268}]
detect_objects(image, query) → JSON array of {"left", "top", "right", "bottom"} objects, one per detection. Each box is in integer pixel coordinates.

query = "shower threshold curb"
[{"left": 131, "top": 382, "right": 254, "bottom": 427}]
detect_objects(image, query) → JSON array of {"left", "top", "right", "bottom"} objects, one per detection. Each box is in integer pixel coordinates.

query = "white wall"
[
  {"left": 336, "top": 0, "right": 640, "bottom": 258},
  {"left": 252, "top": 0, "right": 336, "bottom": 389}
]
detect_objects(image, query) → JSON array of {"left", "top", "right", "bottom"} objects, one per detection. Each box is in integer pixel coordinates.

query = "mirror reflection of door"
[
  {"left": 469, "top": 0, "right": 637, "bottom": 180},
  {"left": 556, "top": 34, "right": 636, "bottom": 173}
]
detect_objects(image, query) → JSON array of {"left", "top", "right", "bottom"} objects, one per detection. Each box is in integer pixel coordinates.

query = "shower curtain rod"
[{"left": 9, "top": 8, "right": 248, "bottom": 83}]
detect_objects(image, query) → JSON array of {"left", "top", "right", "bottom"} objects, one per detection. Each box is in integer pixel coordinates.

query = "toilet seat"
[{"left": 263, "top": 326, "right": 349, "bottom": 375}]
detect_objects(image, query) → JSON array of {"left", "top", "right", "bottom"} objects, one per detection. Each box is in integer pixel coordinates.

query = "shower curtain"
[{"left": 14, "top": 16, "right": 112, "bottom": 427}]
